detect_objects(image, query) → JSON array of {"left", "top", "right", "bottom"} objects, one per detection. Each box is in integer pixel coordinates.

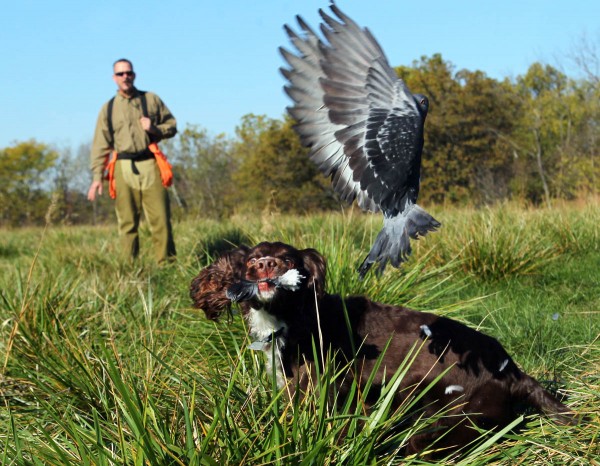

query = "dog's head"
[
  {"left": 240, "top": 241, "right": 326, "bottom": 302},
  {"left": 190, "top": 242, "right": 326, "bottom": 319}
]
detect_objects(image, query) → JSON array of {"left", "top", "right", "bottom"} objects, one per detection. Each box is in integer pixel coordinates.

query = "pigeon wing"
[
  {"left": 318, "top": 5, "right": 424, "bottom": 216},
  {"left": 280, "top": 12, "right": 377, "bottom": 211},
  {"left": 364, "top": 83, "right": 425, "bottom": 215}
]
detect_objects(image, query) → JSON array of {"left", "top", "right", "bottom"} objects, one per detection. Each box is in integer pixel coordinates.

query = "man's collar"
[{"left": 117, "top": 87, "right": 139, "bottom": 99}]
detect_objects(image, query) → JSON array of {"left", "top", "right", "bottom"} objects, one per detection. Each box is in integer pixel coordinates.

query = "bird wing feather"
[
  {"left": 281, "top": 5, "right": 425, "bottom": 215},
  {"left": 280, "top": 12, "right": 371, "bottom": 210}
]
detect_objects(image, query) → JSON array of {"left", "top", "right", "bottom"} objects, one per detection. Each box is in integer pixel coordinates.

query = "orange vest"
[{"left": 104, "top": 143, "right": 173, "bottom": 199}]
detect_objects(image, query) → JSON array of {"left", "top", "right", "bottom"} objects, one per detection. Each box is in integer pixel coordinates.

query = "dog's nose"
[{"left": 256, "top": 257, "right": 278, "bottom": 272}]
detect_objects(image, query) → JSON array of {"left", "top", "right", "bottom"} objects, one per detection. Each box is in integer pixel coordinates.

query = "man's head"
[{"left": 113, "top": 59, "right": 135, "bottom": 96}]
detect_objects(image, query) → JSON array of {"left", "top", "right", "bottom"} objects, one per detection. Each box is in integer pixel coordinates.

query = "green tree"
[
  {"left": 48, "top": 143, "right": 114, "bottom": 226},
  {"left": 0, "top": 140, "right": 58, "bottom": 226},
  {"left": 230, "top": 114, "right": 337, "bottom": 213},
  {"left": 568, "top": 80, "right": 600, "bottom": 196},
  {"left": 397, "top": 54, "right": 519, "bottom": 204},
  {"left": 161, "top": 124, "right": 235, "bottom": 218},
  {"left": 510, "top": 63, "right": 588, "bottom": 204},
  {"left": 567, "top": 37, "right": 600, "bottom": 197}
]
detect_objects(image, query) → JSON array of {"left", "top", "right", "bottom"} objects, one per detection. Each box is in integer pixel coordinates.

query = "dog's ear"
[
  {"left": 190, "top": 245, "right": 249, "bottom": 320},
  {"left": 300, "top": 248, "right": 326, "bottom": 298}
]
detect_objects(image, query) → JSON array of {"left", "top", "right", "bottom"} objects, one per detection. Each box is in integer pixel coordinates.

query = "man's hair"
[{"left": 113, "top": 58, "right": 134, "bottom": 71}]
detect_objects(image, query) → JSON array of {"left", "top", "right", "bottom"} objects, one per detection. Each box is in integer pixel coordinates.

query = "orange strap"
[
  {"left": 104, "top": 143, "right": 173, "bottom": 199},
  {"left": 105, "top": 151, "right": 118, "bottom": 199},
  {"left": 148, "top": 142, "right": 173, "bottom": 188}
]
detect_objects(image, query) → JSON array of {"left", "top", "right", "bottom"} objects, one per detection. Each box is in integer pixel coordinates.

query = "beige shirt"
[{"left": 90, "top": 89, "right": 177, "bottom": 182}]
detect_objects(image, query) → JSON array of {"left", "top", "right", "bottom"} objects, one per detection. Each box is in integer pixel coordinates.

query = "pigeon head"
[{"left": 414, "top": 94, "right": 429, "bottom": 119}]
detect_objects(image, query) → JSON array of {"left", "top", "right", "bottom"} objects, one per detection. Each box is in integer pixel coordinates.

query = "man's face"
[{"left": 113, "top": 61, "right": 135, "bottom": 94}]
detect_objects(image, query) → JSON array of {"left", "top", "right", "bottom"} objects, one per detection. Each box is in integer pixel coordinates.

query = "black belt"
[{"left": 117, "top": 149, "right": 154, "bottom": 175}]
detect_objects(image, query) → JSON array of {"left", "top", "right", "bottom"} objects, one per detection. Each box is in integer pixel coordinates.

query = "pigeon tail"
[
  {"left": 405, "top": 204, "right": 441, "bottom": 240},
  {"left": 358, "top": 204, "right": 440, "bottom": 278}
]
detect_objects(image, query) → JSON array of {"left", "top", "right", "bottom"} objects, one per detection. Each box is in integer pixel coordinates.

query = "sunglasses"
[{"left": 115, "top": 71, "right": 134, "bottom": 77}]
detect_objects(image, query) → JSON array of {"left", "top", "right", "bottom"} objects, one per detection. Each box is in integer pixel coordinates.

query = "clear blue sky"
[{"left": 2, "top": 0, "right": 598, "bottom": 151}]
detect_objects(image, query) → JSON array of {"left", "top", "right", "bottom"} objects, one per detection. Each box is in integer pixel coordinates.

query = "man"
[{"left": 87, "top": 58, "right": 177, "bottom": 263}]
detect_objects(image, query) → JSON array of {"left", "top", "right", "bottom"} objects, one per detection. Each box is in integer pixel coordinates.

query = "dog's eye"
[
  {"left": 284, "top": 258, "right": 294, "bottom": 267},
  {"left": 248, "top": 258, "right": 257, "bottom": 266}
]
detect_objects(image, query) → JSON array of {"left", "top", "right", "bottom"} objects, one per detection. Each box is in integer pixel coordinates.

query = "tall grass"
[
  {"left": 0, "top": 201, "right": 598, "bottom": 464},
  {"left": 427, "top": 201, "right": 600, "bottom": 280}
]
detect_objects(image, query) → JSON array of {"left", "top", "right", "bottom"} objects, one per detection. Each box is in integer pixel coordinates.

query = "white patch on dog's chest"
[
  {"left": 248, "top": 308, "right": 287, "bottom": 340},
  {"left": 247, "top": 307, "right": 288, "bottom": 387}
]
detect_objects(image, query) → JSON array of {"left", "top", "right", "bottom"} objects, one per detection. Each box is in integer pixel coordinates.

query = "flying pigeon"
[{"left": 280, "top": 5, "right": 440, "bottom": 277}]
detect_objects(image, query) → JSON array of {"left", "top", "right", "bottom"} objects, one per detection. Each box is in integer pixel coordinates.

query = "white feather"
[
  {"left": 277, "top": 269, "right": 305, "bottom": 290},
  {"left": 445, "top": 385, "right": 464, "bottom": 395}
]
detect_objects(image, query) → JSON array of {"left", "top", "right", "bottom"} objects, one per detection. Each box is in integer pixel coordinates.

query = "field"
[{"left": 1, "top": 202, "right": 599, "bottom": 465}]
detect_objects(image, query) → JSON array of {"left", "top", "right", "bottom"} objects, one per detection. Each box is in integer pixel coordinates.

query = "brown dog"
[{"left": 190, "top": 241, "right": 575, "bottom": 454}]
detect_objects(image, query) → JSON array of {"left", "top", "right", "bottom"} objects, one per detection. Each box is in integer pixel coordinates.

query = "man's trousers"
[{"left": 113, "top": 158, "right": 176, "bottom": 263}]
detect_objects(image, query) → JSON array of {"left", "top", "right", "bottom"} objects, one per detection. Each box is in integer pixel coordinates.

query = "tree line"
[{"left": 1, "top": 55, "right": 598, "bottom": 227}]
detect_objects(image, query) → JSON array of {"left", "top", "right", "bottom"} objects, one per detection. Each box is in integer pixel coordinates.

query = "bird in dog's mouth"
[{"left": 226, "top": 269, "right": 305, "bottom": 302}]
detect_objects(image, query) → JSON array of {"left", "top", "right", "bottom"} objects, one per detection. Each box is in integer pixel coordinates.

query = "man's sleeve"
[{"left": 153, "top": 94, "right": 177, "bottom": 141}]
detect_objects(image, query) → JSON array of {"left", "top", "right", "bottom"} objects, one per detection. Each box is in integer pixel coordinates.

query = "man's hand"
[
  {"left": 87, "top": 180, "right": 103, "bottom": 201},
  {"left": 140, "top": 116, "right": 157, "bottom": 134}
]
